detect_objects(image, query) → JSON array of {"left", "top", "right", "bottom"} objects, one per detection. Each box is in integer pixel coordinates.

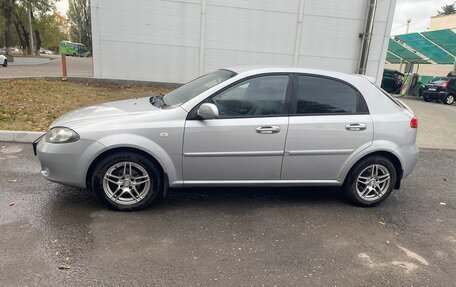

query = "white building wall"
[{"left": 91, "top": 0, "right": 396, "bottom": 84}]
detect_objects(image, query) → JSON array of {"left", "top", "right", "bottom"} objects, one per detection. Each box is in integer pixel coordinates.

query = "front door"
[
  {"left": 281, "top": 75, "right": 373, "bottom": 181},
  {"left": 183, "top": 74, "right": 291, "bottom": 182}
]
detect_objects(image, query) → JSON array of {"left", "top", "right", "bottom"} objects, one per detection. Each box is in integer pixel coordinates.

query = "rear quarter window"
[{"left": 376, "top": 86, "right": 406, "bottom": 109}]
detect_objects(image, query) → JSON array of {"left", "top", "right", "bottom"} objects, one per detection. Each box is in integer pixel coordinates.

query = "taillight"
[
  {"left": 442, "top": 80, "right": 449, "bottom": 89},
  {"left": 410, "top": 117, "right": 418, "bottom": 128}
]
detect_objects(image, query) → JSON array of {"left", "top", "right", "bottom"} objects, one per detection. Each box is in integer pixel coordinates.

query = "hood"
[{"left": 51, "top": 96, "right": 161, "bottom": 128}]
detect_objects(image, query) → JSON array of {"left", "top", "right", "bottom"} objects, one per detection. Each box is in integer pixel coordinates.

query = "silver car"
[{"left": 34, "top": 67, "right": 419, "bottom": 210}]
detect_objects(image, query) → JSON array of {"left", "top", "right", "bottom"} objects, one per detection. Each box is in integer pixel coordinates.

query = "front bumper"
[
  {"left": 32, "top": 134, "right": 45, "bottom": 156},
  {"left": 35, "top": 137, "right": 105, "bottom": 188}
]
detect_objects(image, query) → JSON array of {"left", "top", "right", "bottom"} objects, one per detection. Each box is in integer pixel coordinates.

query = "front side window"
[
  {"left": 296, "top": 76, "right": 367, "bottom": 114},
  {"left": 208, "top": 75, "right": 289, "bottom": 117}
]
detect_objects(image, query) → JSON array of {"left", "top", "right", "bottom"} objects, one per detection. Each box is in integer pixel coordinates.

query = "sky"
[
  {"left": 391, "top": 0, "right": 452, "bottom": 35},
  {"left": 55, "top": 0, "right": 452, "bottom": 35},
  {"left": 55, "top": 0, "right": 69, "bottom": 16}
]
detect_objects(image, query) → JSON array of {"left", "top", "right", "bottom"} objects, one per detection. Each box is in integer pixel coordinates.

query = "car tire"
[
  {"left": 91, "top": 152, "right": 163, "bottom": 211},
  {"left": 423, "top": 96, "right": 431, "bottom": 102},
  {"left": 344, "top": 156, "right": 397, "bottom": 207},
  {"left": 3, "top": 59, "right": 7, "bottom": 67},
  {"left": 444, "top": 94, "right": 454, "bottom": 105}
]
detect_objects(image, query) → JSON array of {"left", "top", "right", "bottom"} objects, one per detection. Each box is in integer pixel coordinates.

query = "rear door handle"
[
  {"left": 256, "top": 126, "right": 280, "bottom": 134},
  {"left": 345, "top": 123, "right": 367, "bottom": 131}
]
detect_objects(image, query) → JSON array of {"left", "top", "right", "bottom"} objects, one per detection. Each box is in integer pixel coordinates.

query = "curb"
[
  {"left": 9, "top": 58, "right": 60, "bottom": 66},
  {"left": 0, "top": 130, "right": 44, "bottom": 143},
  {"left": 0, "top": 76, "right": 182, "bottom": 88}
]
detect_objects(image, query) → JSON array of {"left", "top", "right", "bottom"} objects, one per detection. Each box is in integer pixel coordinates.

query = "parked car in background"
[
  {"left": 39, "top": 49, "right": 55, "bottom": 55},
  {"left": 34, "top": 67, "right": 419, "bottom": 211},
  {"left": 0, "top": 54, "right": 7, "bottom": 67},
  {"left": 422, "top": 77, "right": 455, "bottom": 105},
  {"left": 381, "top": 69, "right": 404, "bottom": 94}
]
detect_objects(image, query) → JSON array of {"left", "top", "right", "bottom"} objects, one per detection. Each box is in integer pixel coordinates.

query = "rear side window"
[{"left": 296, "top": 76, "right": 368, "bottom": 114}]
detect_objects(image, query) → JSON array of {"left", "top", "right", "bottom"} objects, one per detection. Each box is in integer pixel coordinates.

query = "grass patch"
[{"left": 0, "top": 80, "right": 173, "bottom": 131}]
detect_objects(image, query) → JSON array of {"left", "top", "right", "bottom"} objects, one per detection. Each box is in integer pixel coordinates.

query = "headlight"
[{"left": 45, "top": 127, "right": 80, "bottom": 143}]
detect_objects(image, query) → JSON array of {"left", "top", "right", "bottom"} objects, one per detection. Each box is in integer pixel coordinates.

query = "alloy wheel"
[
  {"left": 446, "top": 95, "right": 454, "bottom": 105},
  {"left": 356, "top": 164, "right": 391, "bottom": 201},
  {"left": 102, "top": 161, "right": 151, "bottom": 205}
]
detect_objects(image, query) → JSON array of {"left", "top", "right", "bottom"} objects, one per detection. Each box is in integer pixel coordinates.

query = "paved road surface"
[
  {"left": 0, "top": 143, "right": 455, "bottom": 286},
  {"left": 400, "top": 98, "right": 456, "bottom": 150},
  {"left": 0, "top": 57, "right": 93, "bottom": 78}
]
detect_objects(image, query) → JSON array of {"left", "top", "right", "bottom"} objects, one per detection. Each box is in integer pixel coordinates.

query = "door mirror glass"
[{"left": 197, "top": 103, "right": 219, "bottom": 119}]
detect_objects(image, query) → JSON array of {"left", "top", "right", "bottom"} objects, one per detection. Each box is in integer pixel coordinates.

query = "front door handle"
[
  {"left": 256, "top": 126, "right": 280, "bottom": 134},
  {"left": 345, "top": 123, "right": 367, "bottom": 131}
]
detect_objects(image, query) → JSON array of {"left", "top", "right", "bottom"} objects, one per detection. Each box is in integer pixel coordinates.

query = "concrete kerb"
[
  {"left": 1, "top": 76, "right": 182, "bottom": 89},
  {"left": 0, "top": 131, "right": 44, "bottom": 143}
]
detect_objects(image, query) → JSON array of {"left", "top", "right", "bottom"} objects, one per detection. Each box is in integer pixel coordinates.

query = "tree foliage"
[
  {"left": 35, "top": 12, "right": 68, "bottom": 51},
  {"left": 0, "top": 0, "right": 68, "bottom": 55},
  {"left": 437, "top": 2, "right": 456, "bottom": 15},
  {"left": 67, "top": 0, "right": 91, "bottom": 51}
]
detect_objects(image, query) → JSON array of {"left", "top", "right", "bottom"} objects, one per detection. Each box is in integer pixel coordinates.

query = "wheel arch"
[
  {"left": 85, "top": 146, "right": 167, "bottom": 190},
  {"left": 343, "top": 150, "right": 403, "bottom": 189}
]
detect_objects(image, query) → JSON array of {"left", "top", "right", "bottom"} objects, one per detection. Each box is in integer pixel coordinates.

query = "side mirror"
[{"left": 197, "top": 103, "right": 219, "bottom": 119}]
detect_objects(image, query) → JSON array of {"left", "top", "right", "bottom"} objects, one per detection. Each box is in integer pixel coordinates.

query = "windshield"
[{"left": 163, "top": 69, "right": 236, "bottom": 107}]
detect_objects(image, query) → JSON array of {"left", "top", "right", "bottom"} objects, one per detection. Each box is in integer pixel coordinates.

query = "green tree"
[
  {"left": 0, "top": 0, "right": 57, "bottom": 55},
  {"left": 437, "top": 2, "right": 456, "bottom": 15},
  {"left": 35, "top": 12, "right": 68, "bottom": 52},
  {"left": 67, "top": 0, "right": 91, "bottom": 51},
  {"left": 0, "top": 0, "right": 15, "bottom": 54}
]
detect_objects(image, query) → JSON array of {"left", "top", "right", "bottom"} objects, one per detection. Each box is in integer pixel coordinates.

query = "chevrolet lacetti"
[{"left": 34, "top": 67, "right": 419, "bottom": 211}]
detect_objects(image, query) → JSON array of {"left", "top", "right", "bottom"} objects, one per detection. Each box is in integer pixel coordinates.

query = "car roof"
[{"left": 225, "top": 65, "right": 369, "bottom": 81}]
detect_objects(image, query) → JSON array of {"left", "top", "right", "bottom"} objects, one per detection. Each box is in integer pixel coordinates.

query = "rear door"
[{"left": 281, "top": 75, "right": 373, "bottom": 181}]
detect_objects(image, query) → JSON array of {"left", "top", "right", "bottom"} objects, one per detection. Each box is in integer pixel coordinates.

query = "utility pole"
[{"left": 28, "top": 3, "right": 34, "bottom": 55}]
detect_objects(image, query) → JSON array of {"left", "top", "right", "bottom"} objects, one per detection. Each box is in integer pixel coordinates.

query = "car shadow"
[
  {"left": 45, "top": 185, "right": 347, "bottom": 214},
  {"left": 164, "top": 186, "right": 346, "bottom": 207}
]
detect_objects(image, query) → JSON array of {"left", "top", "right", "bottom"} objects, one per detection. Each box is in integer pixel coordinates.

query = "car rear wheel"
[
  {"left": 344, "top": 156, "right": 397, "bottom": 207},
  {"left": 2, "top": 59, "right": 7, "bottom": 67},
  {"left": 444, "top": 94, "right": 454, "bottom": 105},
  {"left": 91, "top": 152, "right": 162, "bottom": 211},
  {"left": 423, "top": 96, "right": 431, "bottom": 102}
]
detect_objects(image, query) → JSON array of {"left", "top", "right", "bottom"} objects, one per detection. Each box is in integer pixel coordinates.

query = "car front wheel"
[
  {"left": 2, "top": 59, "right": 7, "bottom": 67},
  {"left": 344, "top": 156, "right": 397, "bottom": 207},
  {"left": 91, "top": 152, "right": 162, "bottom": 211}
]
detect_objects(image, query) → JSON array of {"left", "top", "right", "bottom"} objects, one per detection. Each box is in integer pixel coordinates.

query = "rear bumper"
[
  {"left": 401, "top": 144, "right": 419, "bottom": 179},
  {"left": 422, "top": 91, "right": 447, "bottom": 100}
]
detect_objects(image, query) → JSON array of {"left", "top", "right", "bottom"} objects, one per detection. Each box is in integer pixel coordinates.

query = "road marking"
[{"left": 397, "top": 245, "right": 429, "bottom": 266}]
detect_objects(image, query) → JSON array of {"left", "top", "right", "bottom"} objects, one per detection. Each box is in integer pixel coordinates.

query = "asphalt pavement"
[
  {"left": 0, "top": 57, "right": 93, "bottom": 78},
  {"left": 1, "top": 143, "right": 455, "bottom": 286}
]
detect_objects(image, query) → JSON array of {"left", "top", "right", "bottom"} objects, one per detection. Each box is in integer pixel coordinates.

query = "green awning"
[
  {"left": 395, "top": 32, "right": 454, "bottom": 64},
  {"left": 386, "top": 51, "right": 402, "bottom": 64},
  {"left": 387, "top": 29, "right": 456, "bottom": 65},
  {"left": 422, "top": 29, "right": 456, "bottom": 58},
  {"left": 387, "top": 39, "right": 430, "bottom": 64}
]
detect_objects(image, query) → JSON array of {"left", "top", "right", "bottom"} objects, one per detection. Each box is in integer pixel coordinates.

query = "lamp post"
[{"left": 399, "top": 18, "right": 412, "bottom": 73}]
